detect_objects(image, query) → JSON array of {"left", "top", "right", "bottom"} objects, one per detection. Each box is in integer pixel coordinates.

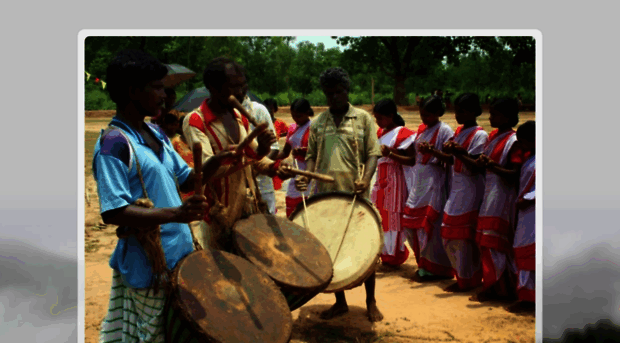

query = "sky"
[{"left": 291, "top": 36, "right": 344, "bottom": 50}]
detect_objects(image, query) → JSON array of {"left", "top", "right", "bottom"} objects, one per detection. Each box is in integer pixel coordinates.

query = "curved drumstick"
[
  {"left": 191, "top": 142, "right": 204, "bottom": 251},
  {"left": 192, "top": 142, "right": 203, "bottom": 195},
  {"left": 234, "top": 122, "right": 269, "bottom": 156},
  {"left": 283, "top": 165, "right": 335, "bottom": 183},
  {"left": 228, "top": 95, "right": 259, "bottom": 127}
]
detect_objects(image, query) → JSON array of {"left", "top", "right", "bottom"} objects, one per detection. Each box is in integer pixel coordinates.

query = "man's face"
[
  {"left": 133, "top": 78, "right": 166, "bottom": 117},
  {"left": 322, "top": 84, "right": 349, "bottom": 112},
  {"left": 211, "top": 64, "right": 247, "bottom": 106}
]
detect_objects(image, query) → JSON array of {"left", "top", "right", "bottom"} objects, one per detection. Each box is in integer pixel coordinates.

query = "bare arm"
[{"left": 101, "top": 195, "right": 207, "bottom": 227}]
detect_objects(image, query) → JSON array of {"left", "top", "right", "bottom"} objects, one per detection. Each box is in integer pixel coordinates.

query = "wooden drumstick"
[
  {"left": 283, "top": 165, "right": 335, "bottom": 183},
  {"left": 294, "top": 159, "right": 311, "bottom": 231},
  {"left": 334, "top": 164, "right": 365, "bottom": 262},
  {"left": 235, "top": 122, "right": 269, "bottom": 155},
  {"left": 191, "top": 142, "right": 204, "bottom": 251},
  {"left": 228, "top": 95, "right": 259, "bottom": 128},
  {"left": 192, "top": 142, "right": 203, "bottom": 195}
]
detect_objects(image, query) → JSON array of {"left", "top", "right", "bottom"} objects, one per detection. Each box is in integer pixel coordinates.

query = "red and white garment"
[
  {"left": 441, "top": 125, "right": 488, "bottom": 288},
  {"left": 513, "top": 154, "right": 535, "bottom": 302},
  {"left": 476, "top": 129, "right": 519, "bottom": 289},
  {"left": 403, "top": 121, "right": 454, "bottom": 275},
  {"left": 370, "top": 126, "right": 416, "bottom": 266},
  {"left": 285, "top": 120, "right": 312, "bottom": 217}
]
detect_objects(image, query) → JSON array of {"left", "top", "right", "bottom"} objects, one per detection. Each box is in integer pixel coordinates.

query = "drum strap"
[{"left": 102, "top": 125, "right": 171, "bottom": 296}]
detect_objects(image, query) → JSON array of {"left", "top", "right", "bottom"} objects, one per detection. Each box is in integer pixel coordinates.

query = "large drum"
[
  {"left": 167, "top": 249, "right": 293, "bottom": 343},
  {"left": 289, "top": 192, "right": 384, "bottom": 293},
  {"left": 232, "top": 214, "right": 333, "bottom": 311}
]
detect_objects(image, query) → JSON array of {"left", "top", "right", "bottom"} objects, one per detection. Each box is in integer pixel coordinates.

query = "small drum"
[
  {"left": 233, "top": 214, "right": 333, "bottom": 311},
  {"left": 168, "top": 249, "right": 293, "bottom": 343},
  {"left": 289, "top": 192, "right": 384, "bottom": 293}
]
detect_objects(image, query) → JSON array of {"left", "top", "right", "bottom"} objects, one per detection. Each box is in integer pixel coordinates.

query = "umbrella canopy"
[
  {"left": 173, "top": 87, "right": 264, "bottom": 113},
  {"left": 164, "top": 64, "right": 196, "bottom": 89}
]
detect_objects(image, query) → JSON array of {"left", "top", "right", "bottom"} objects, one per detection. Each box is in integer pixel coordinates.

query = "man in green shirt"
[{"left": 296, "top": 67, "right": 383, "bottom": 322}]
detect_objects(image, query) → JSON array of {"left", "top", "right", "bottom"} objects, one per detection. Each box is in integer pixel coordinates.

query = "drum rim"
[
  {"left": 288, "top": 191, "right": 384, "bottom": 293},
  {"left": 288, "top": 191, "right": 381, "bottom": 220},
  {"left": 232, "top": 214, "right": 334, "bottom": 291},
  {"left": 172, "top": 249, "right": 293, "bottom": 343}
]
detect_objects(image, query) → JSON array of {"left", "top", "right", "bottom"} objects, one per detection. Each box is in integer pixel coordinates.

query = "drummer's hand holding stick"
[{"left": 294, "top": 159, "right": 315, "bottom": 192}]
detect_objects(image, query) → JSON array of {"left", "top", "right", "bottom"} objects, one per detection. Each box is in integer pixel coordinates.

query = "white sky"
[{"left": 292, "top": 36, "right": 343, "bottom": 50}]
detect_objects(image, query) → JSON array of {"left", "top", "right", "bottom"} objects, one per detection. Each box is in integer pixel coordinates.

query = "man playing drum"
[
  {"left": 182, "top": 56, "right": 293, "bottom": 251},
  {"left": 295, "top": 67, "right": 384, "bottom": 322},
  {"left": 94, "top": 49, "right": 242, "bottom": 343}
]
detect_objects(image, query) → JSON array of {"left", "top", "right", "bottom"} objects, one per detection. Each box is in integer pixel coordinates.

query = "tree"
[{"left": 333, "top": 36, "right": 472, "bottom": 105}]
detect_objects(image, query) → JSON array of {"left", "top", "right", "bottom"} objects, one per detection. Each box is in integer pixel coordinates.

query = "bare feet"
[
  {"left": 443, "top": 282, "right": 463, "bottom": 293},
  {"left": 505, "top": 301, "right": 535, "bottom": 313},
  {"left": 320, "top": 302, "right": 349, "bottom": 320},
  {"left": 469, "top": 287, "right": 495, "bottom": 302},
  {"left": 469, "top": 286, "right": 517, "bottom": 302},
  {"left": 366, "top": 301, "right": 384, "bottom": 322}
]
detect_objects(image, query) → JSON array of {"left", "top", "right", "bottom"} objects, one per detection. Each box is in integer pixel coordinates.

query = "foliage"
[{"left": 84, "top": 36, "right": 536, "bottom": 111}]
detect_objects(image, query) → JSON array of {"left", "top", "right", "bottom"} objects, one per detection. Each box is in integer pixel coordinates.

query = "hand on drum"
[
  {"left": 295, "top": 175, "right": 309, "bottom": 192},
  {"left": 354, "top": 178, "right": 370, "bottom": 194},
  {"left": 175, "top": 194, "right": 208, "bottom": 223}
]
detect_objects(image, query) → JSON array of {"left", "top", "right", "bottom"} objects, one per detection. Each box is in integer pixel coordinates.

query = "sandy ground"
[{"left": 84, "top": 109, "right": 535, "bottom": 343}]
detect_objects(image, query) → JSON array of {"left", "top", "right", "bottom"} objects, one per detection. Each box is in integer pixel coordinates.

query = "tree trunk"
[{"left": 393, "top": 74, "right": 408, "bottom": 105}]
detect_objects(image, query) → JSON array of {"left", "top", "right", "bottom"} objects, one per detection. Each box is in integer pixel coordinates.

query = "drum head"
[
  {"left": 290, "top": 192, "right": 383, "bottom": 292},
  {"left": 175, "top": 250, "right": 292, "bottom": 343},
  {"left": 233, "top": 214, "right": 333, "bottom": 292}
]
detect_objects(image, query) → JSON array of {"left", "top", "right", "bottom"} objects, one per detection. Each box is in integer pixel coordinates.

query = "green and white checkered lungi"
[{"left": 99, "top": 269, "right": 204, "bottom": 343}]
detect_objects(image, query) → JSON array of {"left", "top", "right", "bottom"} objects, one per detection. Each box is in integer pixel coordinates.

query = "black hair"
[
  {"left": 106, "top": 49, "right": 168, "bottom": 107},
  {"left": 263, "top": 98, "right": 279, "bottom": 113},
  {"left": 454, "top": 93, "right": 483, "bottom": 117},
  {"left": 490, "top": 98, "right": 520, "bottom": 127},
  {"left": 319, "top": 67, "right": 351, "bottom": 91},
  {"left": 421, "top": 95, "right": 445, "bottom": 117},
  {"left": 162, "top": 112, "right": 179, "bottom": 125},
  {"left": 394, "top": 113, "right": 406, "bottom": 127},
  {"left": 290, "top": 98, "right": 314, "bottom": 117},
  {"left": 373, "top": 99, "right": 406, "bottom": 127},
  {"left": 517, "top": 120, "right": 535, "bottom": 143},
  {"left": 202, "top": 56, "right": 245, "bottom": 92}
]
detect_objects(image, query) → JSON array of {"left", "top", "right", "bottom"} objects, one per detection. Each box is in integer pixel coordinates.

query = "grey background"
[{"left": 1, "top": 2, "right": 618, "bottom": 342}]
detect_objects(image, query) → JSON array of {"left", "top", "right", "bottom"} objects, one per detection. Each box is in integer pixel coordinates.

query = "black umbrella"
[
  {"left": 172, "top": 87, "right": 264, "bottom": 112},
  {"left": 164, "top": 64, "right": 196, "bottom": 89}
]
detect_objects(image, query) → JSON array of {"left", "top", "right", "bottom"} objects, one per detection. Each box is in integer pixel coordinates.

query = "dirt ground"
[{"left": 84, "top": 108, "right": 536, "bottom": 343}]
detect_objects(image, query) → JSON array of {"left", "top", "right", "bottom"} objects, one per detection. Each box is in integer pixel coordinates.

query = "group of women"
[{"left": 162, "top": 92, "right": 536, "bottom": 313}]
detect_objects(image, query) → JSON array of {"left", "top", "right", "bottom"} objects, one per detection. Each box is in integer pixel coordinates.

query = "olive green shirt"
[{"left": 305, "top": 104, "right": 381, "bottom": 199}]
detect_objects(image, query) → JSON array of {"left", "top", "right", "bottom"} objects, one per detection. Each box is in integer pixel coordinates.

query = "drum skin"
[
  {"left": 289, "top": 192, "right": 384, "bottom": 293},
  {"left": 233, "top": 214, "right": 333, "bottom": 311},
  {"left": 173, "top": 250, "right": 293, "bottom": 343}
]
